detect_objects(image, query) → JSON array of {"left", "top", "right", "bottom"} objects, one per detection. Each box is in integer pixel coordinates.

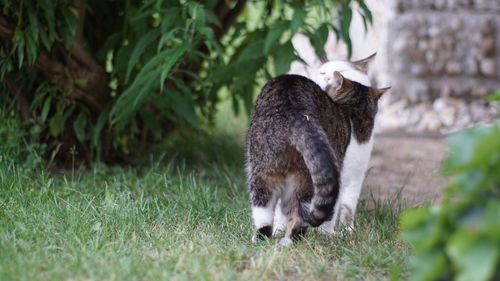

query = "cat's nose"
[{"left": 324, "top": 77, "right": 331, "bottom": 82}]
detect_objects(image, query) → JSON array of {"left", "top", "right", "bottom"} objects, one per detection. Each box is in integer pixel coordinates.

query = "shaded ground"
[{"left": 363, "top": 134, "right": 448, "bottom": 205}]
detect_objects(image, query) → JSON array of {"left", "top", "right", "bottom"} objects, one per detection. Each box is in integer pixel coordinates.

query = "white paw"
[
  {"left": 345, "top": 224, "right": 354, "bottom": 233},
  {"left": 279, "top": 237, "right": 293, "bottom": 246},
  {"left": 338, "top": 223, "right": 355, "bottom": 234},
  {"left": 337, "top": 217, "right": 355, "bottom": 233},
  {"left": 318, "top": 220, "right": 336, "bottom": 234},
  {"left": 251, "top": 234, "right": 258, "bottom": 243}
]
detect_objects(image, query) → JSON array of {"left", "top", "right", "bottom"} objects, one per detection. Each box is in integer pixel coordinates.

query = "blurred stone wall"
[
  {"left": 293, "top": 0, "right": 499, "bottom": 132},
  {"left": 390, "top": 0, "right": 500, "bottom": 103},
  {"left": 345, "top": 0, "right": 500, "bottom": 132}
]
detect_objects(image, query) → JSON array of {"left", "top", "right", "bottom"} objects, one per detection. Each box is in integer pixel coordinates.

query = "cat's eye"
[{"left": 319, "top": 72, "right": 325, "bottom": 75}]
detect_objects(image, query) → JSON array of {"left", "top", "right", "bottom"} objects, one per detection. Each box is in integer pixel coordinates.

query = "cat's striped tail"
[{"left": 290, "top": 116, "right": 340, "bottom": 227}]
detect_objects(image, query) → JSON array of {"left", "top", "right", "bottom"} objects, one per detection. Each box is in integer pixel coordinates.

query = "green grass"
[
  {"left": 0, "top": 103, "right": 410, "bottom": 280},
  {"left": 0, "top": 156, "right": 409, "bottom": 280}
]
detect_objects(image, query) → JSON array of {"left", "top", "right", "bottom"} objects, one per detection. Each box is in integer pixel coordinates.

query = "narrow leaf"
[
  {"left": 167, "top": 90, "right": 199, "bottom": 128},
  {"left": 92, "top": 104, "right": 111, "bottom": 148},
  {"left": 41, "top": 95, "right": 51, "bottom": 123},
  {"left": 358, "top": 1, "right": 373, "bottom": 24},
  {"left": 273, "top": 42, "right": 297, "bottom": 75},
  {"left": 264, "top": 21, "right": 288, "bottom": 54},
  {"left": 126, "top": 29, "right": 159, "bottom": 82},
  {"left": 290, "top": 9, "right": 307, "bottom": 34},
  {"left": 340, "top": 6, "right": 353, "bottom": 58},
  {"left": 73, "top": 111, "right": 88, "bottom": 142}
]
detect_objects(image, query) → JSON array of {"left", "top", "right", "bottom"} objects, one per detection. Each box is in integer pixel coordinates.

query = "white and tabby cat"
[{"left": 273, "top": 53, "right": 386, "bottom": 235}]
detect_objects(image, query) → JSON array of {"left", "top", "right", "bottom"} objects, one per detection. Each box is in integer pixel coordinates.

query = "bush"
[
  {"left": 400, "top": 118, "right": 500, "bottom": 281},
  {"left": 0, "top": 0, "right": 372, "bottom": 164}
]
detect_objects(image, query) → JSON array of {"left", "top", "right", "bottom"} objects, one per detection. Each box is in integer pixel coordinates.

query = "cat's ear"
[
  {"left": 351, "top": 52, "right": 377, "bottom": 73},
  {"left": 370, "top": 87, "right": 391, "bottom": 101},
  {"left": 332, "top": 71, "right": 353, "bottom": 93}
]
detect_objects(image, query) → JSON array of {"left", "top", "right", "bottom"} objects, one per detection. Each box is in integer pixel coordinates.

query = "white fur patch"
[
  {"left": 314, "top": 61, "right": 371, "bottom": 89},
  {"left": 342, "top": 134, "right": 374, "bottom": 191},
  {"left": 252, "top": 206, "right": 274, "bottom": 228},
  {"left": 319, "top": 131, "right": 374, "bottom": 234},
  {"left": 337, "top": 134, "right": 373, "bottom": 229}
]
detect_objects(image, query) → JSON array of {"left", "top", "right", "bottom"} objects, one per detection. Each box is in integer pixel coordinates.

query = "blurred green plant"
[
  {"left": 0, "top": 106, "right": 44, "bottom": 169},
  {"left": 400, "top": 94, "right": 500, "bottom": 281},
  {"left": 0, "top": 0, "right": 372, "bottom": 164}
]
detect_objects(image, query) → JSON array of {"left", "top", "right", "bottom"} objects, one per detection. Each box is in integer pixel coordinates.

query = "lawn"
[{"left": 0, "top": 105, "right": 410, "bottom": 281}]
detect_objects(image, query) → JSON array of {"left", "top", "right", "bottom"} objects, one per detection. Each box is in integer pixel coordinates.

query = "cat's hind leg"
[
  {"left": 279, "top": 209, "right": 308, "bottom": 246},
  {"left": 273, "top": 199, "right": 287, "bottom": 235},
  {"left": 279, "top": 173, "right": 309, "bottom": 245},
  {"left": 273, "top": 173, "right": 301, "bottom": 235},
  {"left": 249, "top": 175, "right": 280, "bottom": 242}
]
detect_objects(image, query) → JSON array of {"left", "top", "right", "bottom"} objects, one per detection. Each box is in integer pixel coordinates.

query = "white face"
[{"left": 315, "top": 61, "right": 371, "bottom": 90}]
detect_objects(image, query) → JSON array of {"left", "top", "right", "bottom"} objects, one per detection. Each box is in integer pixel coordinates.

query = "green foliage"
[
  {"left": 486, "top": 89, "right": 500, "bottom": 101},
  {"left": 0, "top": 0, "right": 74, "bottom": 71},
  {"left": 0, "top": 108, "right": 44, "bottom": 170},
  {"left": 1, "top": 0, "right": 372, "bottom": 162},
  {"left": 400, "top": 121, "right": 500, "bottom": 281}
]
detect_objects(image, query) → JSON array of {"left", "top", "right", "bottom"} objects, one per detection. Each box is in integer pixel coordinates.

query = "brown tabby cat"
[{"left": 246, "top": 70, "right": 389, "bottom": 245}]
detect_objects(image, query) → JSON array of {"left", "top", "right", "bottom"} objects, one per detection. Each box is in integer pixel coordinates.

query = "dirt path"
[{"left": 363, "top": 135, "right": 449, "bottom": 205}]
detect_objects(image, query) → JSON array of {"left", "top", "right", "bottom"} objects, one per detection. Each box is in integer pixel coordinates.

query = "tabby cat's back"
[{"left": 246, "top": 74, "right": 342, "bottom": 244}]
